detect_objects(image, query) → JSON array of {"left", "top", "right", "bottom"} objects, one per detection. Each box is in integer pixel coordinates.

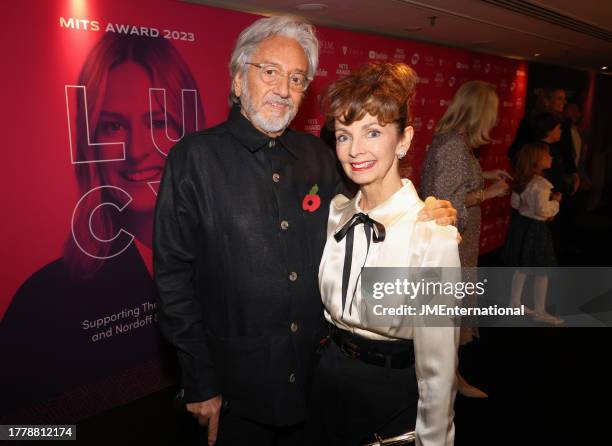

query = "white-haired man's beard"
[{"left": 240, "top": 80, "right": 298, "bottom": 134}]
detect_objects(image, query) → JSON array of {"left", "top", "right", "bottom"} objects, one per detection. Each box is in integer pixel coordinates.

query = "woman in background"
[{"left": 420, "top": 80, "right": 510, "bottom": 398}]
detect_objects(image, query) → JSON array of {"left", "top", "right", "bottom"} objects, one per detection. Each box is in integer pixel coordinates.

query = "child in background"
[{"left": 503, "top": 142, "right": 564, "bottom": 325}]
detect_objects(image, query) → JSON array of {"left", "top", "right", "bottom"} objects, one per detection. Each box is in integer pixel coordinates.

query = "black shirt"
[{"left": 154, "top": 106, "right": 341, "bottom": 426}]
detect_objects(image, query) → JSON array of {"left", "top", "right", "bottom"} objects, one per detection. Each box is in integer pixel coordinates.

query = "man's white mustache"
[{"left": 264, "top": 94, "right": 293, "bottom": 107}]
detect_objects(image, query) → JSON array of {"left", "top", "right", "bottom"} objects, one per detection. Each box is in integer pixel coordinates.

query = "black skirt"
[
  {"left": 306, "top": 334, "right": 418, "bottom": 446},
  {"left": 502, "top": 212, "right": 557, "bottom": 267}
]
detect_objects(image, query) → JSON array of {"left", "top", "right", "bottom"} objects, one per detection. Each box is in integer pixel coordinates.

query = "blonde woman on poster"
[{"left": 0, "top": 34, "right": 202, "bottom": 422}]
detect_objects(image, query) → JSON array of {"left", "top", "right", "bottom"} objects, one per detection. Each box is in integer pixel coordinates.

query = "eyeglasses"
[{"left": 245, "top": 62, "right": 310, "bottom": 92}]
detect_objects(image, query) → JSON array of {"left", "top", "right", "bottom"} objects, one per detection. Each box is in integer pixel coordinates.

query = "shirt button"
[
  {"left": 272, "top": 173, "right": 280, "bottom": 183},
  {"left": 280, "top": 220, "right": 289, "bottom": 230},
  {"left": 289, "top": 373, "right": 296, "bottom": 383},
  {"left": 289, "top": 272, "right": 298, "bottom": 281},
  {"left": 268, "top": 139, "right": 276, "bottom": 148},
  {"left": 290, "top": 322, "right": 298, "bottom": 332}
]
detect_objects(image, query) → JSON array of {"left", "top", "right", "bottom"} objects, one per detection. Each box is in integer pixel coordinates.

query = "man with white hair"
[{"left": 154, "top": 15, "right": 456, "bottom": 446}]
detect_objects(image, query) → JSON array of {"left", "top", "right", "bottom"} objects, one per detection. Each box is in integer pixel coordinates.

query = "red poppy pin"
[{"left": 302, "top": 184, "right": 321, "bottom": 212}]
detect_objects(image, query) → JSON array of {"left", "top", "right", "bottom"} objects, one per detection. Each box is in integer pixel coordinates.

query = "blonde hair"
[
  {"left": 64, "top": 34, "right": 203, "bottom": 278},
  {"left": 435, "top": 80, "right": 498, "bottom": 148}
]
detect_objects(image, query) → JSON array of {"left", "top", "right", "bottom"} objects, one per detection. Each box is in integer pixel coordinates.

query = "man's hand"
[
  {"left": 187, "top": 395, "right": 223, "bottom": 446},
  {"left": 419, "top": 197, "right": 457, "bottom": 227}
]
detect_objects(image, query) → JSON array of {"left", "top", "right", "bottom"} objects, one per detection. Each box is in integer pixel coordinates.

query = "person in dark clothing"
[
  {"left": 153, "top": 15, "right": 457, "bottom": 446},
  {"left": 547, "top": 88, "right": 579, "bottom": 196},
  {"left": 507, "top": 88, "right": 550, "bottom": 164},
  {"left": 531, "top": 112, "right": 568, "bottom": 194},
  {"left": 542, "top": 89, "right": 580, "bottom": 264},
  {"left": 508, "top": 88, "right": 578, "bottom": 196}
]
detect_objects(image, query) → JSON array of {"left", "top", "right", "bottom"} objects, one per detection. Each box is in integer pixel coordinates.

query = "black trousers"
[
  {"left": 306, "top": 339, "right": 419, "bottom": 446},
  {"left": 201, "top": 412, "right": 303, "bottom": 446}
]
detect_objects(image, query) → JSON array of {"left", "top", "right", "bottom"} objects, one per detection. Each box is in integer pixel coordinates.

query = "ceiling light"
[
  {"left": 533, "top": 53, "right": 541, "bottom": 57},
  {"left": 296, "top": 3, "right": 328, "bottom": 11},
  {"left": 602, "top": 66, "right": 608, "bottom": 70}
]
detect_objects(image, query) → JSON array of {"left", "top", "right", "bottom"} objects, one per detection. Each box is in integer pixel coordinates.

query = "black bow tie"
[
  {"left": 334, "top": 212, "right": 386, "bottom": 243},
  {"left": 334, "top": 213, "right": 386, "bottom": 316}
]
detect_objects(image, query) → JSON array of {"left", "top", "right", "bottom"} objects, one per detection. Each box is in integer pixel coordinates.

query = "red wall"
[{"left": 0, "top": 0, "right": 527, "bottom": 422}]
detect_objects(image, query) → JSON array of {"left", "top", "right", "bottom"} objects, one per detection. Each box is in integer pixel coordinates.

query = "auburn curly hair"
[{"left": 321, "top": 62, "right": 418, "bottom": 133}]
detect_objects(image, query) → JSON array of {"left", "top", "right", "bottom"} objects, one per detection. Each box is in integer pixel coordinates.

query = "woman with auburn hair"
[
  {"left": 420, "top": 80, "right": 511, "bottom": 398},
  {"left": 0, "top": 33, "right": 203, "bottom": 421},
  {"left": 309, "top": 62, "right": 460, "bottom": 445}
]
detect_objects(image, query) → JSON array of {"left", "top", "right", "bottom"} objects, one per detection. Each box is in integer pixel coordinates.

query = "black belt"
[{"left": 330, "top": 327, "right": 415, "bottom": 369}]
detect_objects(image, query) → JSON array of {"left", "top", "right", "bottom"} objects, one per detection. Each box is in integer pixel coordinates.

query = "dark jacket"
[
  {"left": 153, "top": 106, "right": 341, "bottom": 426},
  {"left": 547, "top": 119, "right": 578, "bottom": 195},
  {"left": 507, "top": 118, "right": 535, "bottom": 164}
]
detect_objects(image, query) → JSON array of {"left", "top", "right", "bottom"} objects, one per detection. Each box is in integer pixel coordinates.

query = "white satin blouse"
[{"left": 318, "top": 179, "right": 460, "bottom": 446}]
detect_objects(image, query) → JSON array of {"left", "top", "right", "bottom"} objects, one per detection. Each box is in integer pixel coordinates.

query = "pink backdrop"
[
  {"left": 296, "top": 29, "right": 527, "bottom": 256},
  {"left": 0, "top": 0, "right": 526, "bottom": 421}
]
